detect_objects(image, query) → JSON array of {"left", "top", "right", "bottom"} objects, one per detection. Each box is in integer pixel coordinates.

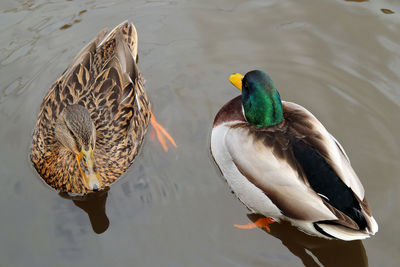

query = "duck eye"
[
  {"left": 67, "top": 127, "right": 81, "bottom": 151},
  {"left": 68, "top": 128, "right": 75, "bottom": 138}
]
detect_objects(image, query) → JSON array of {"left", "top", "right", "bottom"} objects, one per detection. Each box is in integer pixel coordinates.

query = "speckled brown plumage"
[{"left": 31, "top": 21, "right": 150, "bottom": 194}]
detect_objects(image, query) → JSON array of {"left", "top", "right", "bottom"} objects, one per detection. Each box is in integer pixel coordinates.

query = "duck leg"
[
  {"left": 234, "top": 217, "right": 275, "bottom": 232},
  {"left": 150, "top": 111, "right": 177, "bottom": 152}
]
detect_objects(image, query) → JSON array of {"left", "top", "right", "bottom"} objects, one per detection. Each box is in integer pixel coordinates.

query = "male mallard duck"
[
  {"left": 211, "top": 70, "right": 378, "bottom": 240},
  {"left": 31, "top": 21, "right": 175, "bottom": 194}
]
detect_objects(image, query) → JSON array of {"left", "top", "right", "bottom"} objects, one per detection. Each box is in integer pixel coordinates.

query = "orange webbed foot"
[
  {"left": 150, "top": 111, "right": 177, "bottom": 152},
  {"left": 234, "top": 217, "right": 275, "bottom": 232}
]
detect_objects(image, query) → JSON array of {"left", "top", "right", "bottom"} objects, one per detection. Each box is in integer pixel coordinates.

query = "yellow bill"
[
  {"left": 229, "top": 73, "right": 244, "bottom": 90},
  {"left": 76, "top": 147, "right": 102, "bottom": 191}
]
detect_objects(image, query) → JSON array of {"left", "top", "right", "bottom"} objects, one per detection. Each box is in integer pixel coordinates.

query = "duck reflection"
[
  {"left": 59, "top": 188, "right": 110, "bottom": 234},
  {"left": 247, "top": 214, "right": 368, "bottom": 267}
]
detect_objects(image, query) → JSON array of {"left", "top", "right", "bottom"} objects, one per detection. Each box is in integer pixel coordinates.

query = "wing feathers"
[
  {"left": 283, "top": 101, "right": 365, "bottom": 200},
  {"left": 225, "top": 101, "right": 375, "bottom": 233},
  {"left": 226, "top": 127, "right": 337, "bottom": 222}
]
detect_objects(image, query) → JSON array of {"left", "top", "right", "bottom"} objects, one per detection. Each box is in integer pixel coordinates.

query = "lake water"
[{"left": 1, "top": 0, "right": 400, "bottom": 266}]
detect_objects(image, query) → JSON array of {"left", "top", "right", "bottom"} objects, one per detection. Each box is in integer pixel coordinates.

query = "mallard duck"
[
  {"left": 211, "top": 70, "right": 378, "bottom": 240},
  {"left": 31, "top": 21, "right": 175, "bottom": 194}
]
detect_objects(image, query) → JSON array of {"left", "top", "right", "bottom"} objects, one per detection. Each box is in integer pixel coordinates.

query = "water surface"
[{"left": 1, "top": 0, "right": 400, "bottom": 266}]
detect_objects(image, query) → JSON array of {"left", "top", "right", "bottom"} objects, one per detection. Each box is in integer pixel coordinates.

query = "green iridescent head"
[{"left": 229, "top": 70, "right": 283, "bottom": 127}]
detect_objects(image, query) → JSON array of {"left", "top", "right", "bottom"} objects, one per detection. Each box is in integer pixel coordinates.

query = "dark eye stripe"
[
  {"left": 67, "top": 127, "right": 81, "bottom": 151},
  {"left": 67, "top": 127, "right": 74, "bottom": 138}
]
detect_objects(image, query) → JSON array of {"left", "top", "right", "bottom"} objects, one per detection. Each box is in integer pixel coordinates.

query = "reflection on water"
[
  {"left": 248, "top": 214, "right": 368, "bottom": 267},
  {"left": 59, "top": 9, "right": 87, "bottom": 30},
  {"left": 345, "top": 0, "right": 368, "bottom": 2},
  {"left": 59, "top": 188, "right": 110, "bottom": 234},
  {"left": 381, "top": 8, "right": 395, "bottom": 14}
]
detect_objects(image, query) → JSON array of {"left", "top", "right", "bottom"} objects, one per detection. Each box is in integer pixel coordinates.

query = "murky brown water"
[{"left": 1, "top": 0, "right": 400, "bottom": 266}]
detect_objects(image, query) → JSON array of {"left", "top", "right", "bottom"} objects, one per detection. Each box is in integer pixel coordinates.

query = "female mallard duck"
[
  {"left": 31, "top": 21, "right": 175, "bottom": 194},
  {"left": 211, "top": 70, "right": 378, "bottom": 240}
]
